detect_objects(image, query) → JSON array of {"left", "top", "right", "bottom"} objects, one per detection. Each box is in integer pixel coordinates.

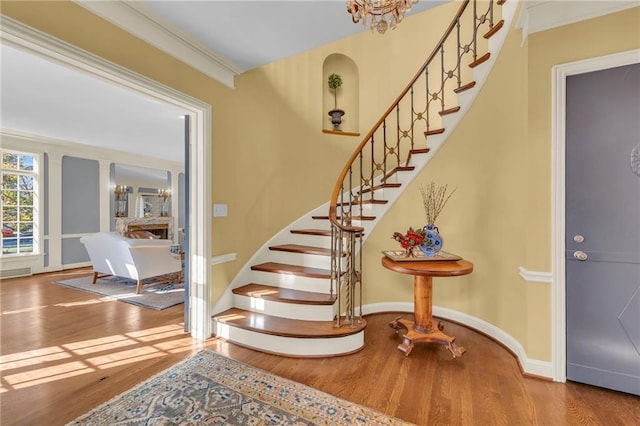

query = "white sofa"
[{"left": 80, "top": 232, "right": 182, "bottom": 294}]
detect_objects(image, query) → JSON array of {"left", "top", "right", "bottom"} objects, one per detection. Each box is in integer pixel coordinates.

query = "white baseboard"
[{"left": 362, "top": 302, "right": 553, "bottom": 379}]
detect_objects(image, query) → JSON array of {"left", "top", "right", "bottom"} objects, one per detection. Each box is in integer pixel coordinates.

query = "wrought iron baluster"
[
  {"left": 425, "top": 66, "right": 431, "bottom": 131},
  {"left": 440, "top": 44, "right": 446, "bottom": 112},
  {"left": 473, "top": 0, "right": 478, "bottom": 61},
  {"left": 456, "top": 17, "right": 462, "bottom": 88},
  {"left": 395, "top": 104, "right": 401, "bottom": 168}
]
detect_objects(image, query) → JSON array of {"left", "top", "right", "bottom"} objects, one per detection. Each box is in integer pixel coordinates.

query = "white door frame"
[
  {"left": 0, "top": 16, "right": 213, "bottom": 340},
  {"left": 551, "top": 49, "right": 640, "bottom": 382}
]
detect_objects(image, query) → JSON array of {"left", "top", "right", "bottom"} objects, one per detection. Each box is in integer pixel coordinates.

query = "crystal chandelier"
[{"left": 346, "top": 0, "right": 419, "bottom": 34}]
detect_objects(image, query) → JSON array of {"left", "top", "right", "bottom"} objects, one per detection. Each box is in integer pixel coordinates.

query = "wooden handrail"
[{"left": 328, "top": 0, "right": 471, "bottom": 229}]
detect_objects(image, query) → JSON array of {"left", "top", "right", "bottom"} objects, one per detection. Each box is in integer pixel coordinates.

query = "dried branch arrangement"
[{"left": 419, "top": 182, "right": 457, "bottom": 225}]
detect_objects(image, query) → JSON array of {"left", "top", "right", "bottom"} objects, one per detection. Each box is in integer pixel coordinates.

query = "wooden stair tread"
[
  {"left": 454, "top": 81, "right": 476, "bottom": 93},
  {"left": 270, "top": 244, "right": 331, "bottom": 256},
  {"left": 470, "top": 52, "right": 491, "bottom": 68},
  {"left": 214, "top": 308, "right": 366, "bottom": 338},
  {"left": 233, "top": 283, "right": 336, "bottom": 305},
  {"left": 360, "top": 182, "right": 402, "bottom": 195},
  {"left": 290, "top": 229, "right": 331, "bottom": 236},
  {"left": 410, "top": 148, "right": 431, "bottom": 155},
  {"left": 312, "top": 215, "right": 376, "bottom": 221},
  {"left": 425, "top": 128, "right": 445, "bottom": 136},
  {"left": 439, "top": 106, "right": 461, "bottom": 116},
  {"left": 484, "top": 20, "right": 504, "bottom": 39},
  {"left": 251, "top": 262, "right": 331, "bottom": 279},
  {"left": 290, "top": 228, "right": 364, "bottom": 237},
  {"left": 337, "top": 199, "right": 389, "bottom": 206}
]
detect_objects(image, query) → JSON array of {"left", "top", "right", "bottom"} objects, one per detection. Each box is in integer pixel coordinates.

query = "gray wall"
[{"left": 62, "top": 156, "right": 99, "bottom": 264}]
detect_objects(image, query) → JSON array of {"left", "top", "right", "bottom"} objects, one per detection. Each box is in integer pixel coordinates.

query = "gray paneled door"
[{"left": 566, "top": 63, "right": 640, "bottom": 396}]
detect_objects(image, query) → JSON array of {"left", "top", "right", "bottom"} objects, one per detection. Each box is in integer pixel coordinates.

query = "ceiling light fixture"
[{"left": 346, "top": 0, "right": 418, "bottom": 34}]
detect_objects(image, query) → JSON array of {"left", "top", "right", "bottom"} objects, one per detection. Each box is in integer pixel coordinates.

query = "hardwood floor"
[{"left": 1, "top": 269, "right": 638, "bottom": 425}]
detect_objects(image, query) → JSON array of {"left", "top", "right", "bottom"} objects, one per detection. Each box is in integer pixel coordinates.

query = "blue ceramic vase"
[{"left": 419, "top": 224, "right": 443, "bottom": 257}]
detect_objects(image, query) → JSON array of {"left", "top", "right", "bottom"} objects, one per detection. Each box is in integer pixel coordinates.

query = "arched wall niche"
[{"left": 322, "top": 53, "right": 359, "bottom": 135}]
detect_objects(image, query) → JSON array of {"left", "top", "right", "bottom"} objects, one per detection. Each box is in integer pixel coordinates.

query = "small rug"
[
  {"left": 69, "top": 349, "right": 412, "bottom": 426},
  {"left": 54, "top": 275, "right": 184, "bottom": 311}
]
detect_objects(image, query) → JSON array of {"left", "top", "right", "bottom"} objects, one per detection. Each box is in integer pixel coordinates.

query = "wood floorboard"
[{"left": 1, "top": 268, "right": 639, "bottom": 425}]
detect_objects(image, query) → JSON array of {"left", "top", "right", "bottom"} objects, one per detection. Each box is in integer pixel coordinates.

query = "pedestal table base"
[{"left": 389, "top": 317, "right": 466, "bottom": 358}]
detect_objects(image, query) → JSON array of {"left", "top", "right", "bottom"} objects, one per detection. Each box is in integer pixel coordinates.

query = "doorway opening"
[{"left": 1, "top": 16, "right": 213, "bottom": 340}]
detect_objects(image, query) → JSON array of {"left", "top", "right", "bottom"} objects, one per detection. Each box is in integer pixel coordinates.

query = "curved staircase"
[{"left": 213, "top": 0, "right": 517, "bottom": 357}]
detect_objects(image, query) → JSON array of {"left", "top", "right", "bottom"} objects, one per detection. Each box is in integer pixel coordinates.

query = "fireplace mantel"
[{"left": 116, "top": 217, "right": 173, "bottom": 240}]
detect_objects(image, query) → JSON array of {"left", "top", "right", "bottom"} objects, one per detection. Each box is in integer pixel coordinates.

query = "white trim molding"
[
  {"left": 516, "top": 1, "right": 640, "bottom": 46},
  {"left": 518, "top": 266, "right": 552, "bottom": 284},
  {"left": 362, "top": 302, "right": 553, "bottom": 378},
  {"left": 73, "top": 0, "right": 239, "bottom": 89},
  {"left": 211, "top": 253, "right": 237, "bottom": 266},
  {"left": 551, "top": 49, "right": 640, "bottom": 383}
]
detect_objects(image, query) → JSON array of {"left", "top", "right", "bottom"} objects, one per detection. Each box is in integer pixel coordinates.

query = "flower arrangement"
[
  {"left": 392, "top": 227, "right": 426, "bottom": 251},
  {"left": 419, "top": 181, "right": 456, "bottom": 225}
]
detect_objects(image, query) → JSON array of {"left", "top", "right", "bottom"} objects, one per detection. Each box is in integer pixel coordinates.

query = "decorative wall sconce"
[
  {"left": 114, "top": 185, "right": 129, "bottom": 217},
  {"left": 158, "top": 188, "right": 171, "bottom": 217}
]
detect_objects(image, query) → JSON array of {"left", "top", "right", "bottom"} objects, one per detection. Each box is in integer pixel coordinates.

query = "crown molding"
[
  {"left": 516, "top": 0, "right": 640, "bottom": 46},
  {"left": 1, "top": 129, "right": 184, "bottom": 171},
  {"left": 74, "top": 0, "right": 239, "bottom": 89}
]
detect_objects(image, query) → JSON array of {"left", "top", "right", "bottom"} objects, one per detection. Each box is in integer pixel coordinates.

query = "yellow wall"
[
  {"left": 364, "top": 6, "right": 639, "bottom": 361},
  {"left": 3, "top": 1, "right": 638, "bottom": 361}
]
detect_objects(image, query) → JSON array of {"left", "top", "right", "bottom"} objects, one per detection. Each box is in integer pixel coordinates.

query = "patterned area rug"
[
  {"left": 69, "top": 349, "right": 412, "bottom": 425},
  {"left": 54, "top": 275, "right": 184, "bottom": 310}
]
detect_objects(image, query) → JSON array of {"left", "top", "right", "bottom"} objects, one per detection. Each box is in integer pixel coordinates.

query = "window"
[{"left": 1, "top": 150, "right": 39, "bottom": 256}]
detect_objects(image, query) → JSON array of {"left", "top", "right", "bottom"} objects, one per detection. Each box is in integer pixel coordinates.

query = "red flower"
[{"left": 392, "top": 227, "right": 426, "bottom": 249}]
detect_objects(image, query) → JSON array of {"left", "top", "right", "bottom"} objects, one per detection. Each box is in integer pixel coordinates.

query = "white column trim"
[
  {"left": 98, "top": 160, "right": 112, "bottom": 232},
  {"left": 47, "top": 152, "right": 63, "bottom": 271},
  {"left": 551, "top": 49, "right": 640, "bottom": 383},
  {"left": 170, "top": 165, "right": 181, "bottom": 242}
]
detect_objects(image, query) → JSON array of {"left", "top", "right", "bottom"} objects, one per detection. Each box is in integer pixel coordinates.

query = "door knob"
[
  {"left": 573, "top": 235, "right": 585, "bottom": 243},
  {"left": 573, "top": 250, "right": 588, "bottom": 261}
]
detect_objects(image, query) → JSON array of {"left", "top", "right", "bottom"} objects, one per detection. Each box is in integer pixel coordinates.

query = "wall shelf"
[{"left": 322, "top": 129, "right": 361, "bottom": 137}]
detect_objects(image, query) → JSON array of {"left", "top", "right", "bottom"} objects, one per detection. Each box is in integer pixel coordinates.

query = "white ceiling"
[
  {"left": 138, "top": 0, "right": 446, "bottom": 72},
  {"left": 0, "top": 1, "right": 443, "bottom": 164},
  {"left": 0, "top": 44, "right": 189, "bottom": 163}
]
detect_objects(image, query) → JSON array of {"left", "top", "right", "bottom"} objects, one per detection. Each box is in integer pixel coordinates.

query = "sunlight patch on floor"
[
  {"left": 2, "top": 305, "right": 48, "bottom": 315},
  {"left": 54, "top": 298, "right": 110, "bottom": 307},
  {"left": 4, "top": 361, "right": 95, "bottom": 389},
  {"left": 1, "top": 323, "right": 192, "bottom": 392}
]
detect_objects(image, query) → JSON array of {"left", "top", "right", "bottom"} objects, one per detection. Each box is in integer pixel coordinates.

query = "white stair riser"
[
  {"left": 249, "top": 271, "right": 333, "bottom": 294},
  {"left": 266, "top": 250, "right": 332, "bottom": 269},
  {"left": 286, "top": 234, "right": 332, "bottom": 249},
  {"left": 233, "top": 294, "right": 335, "bottom": 321},
  {"left": 214, "top": 321, "right": 365, "bottom": 356}
]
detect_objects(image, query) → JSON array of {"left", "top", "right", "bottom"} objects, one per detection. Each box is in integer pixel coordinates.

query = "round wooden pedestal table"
[{"left": 381, "top": 255, "right": 473, "bottom": 357}]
